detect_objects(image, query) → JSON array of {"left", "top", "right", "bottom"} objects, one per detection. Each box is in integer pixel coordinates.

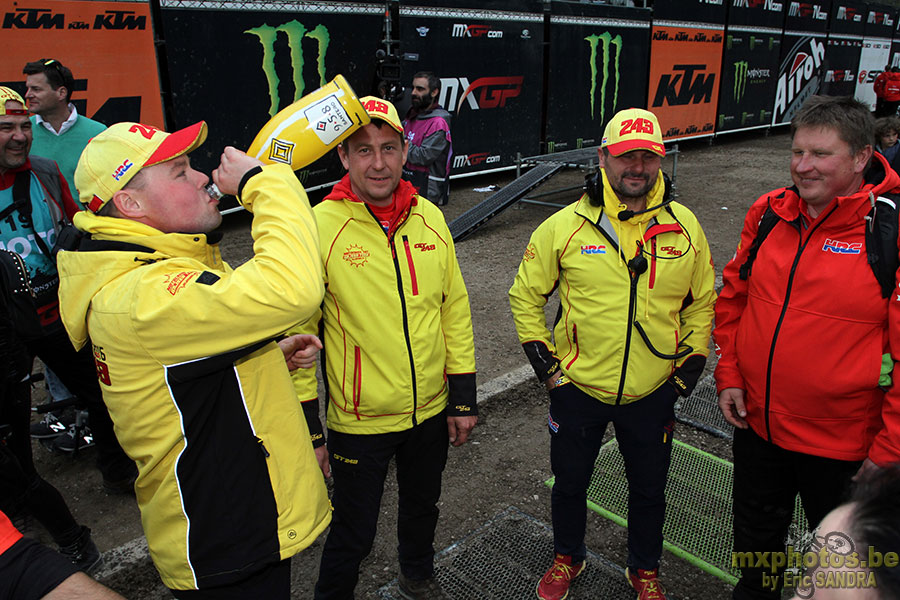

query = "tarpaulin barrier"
[
  {"left": 544, "top": 2, "right": 651, "bottom": 152},
  {"left": 399, "top": 4, "right": 543, "bottom": 177},
  {"left": 648, "top": 21, "right": 724, "bottom": 141},
  {"left": 820, "top": 1, "right": 865, "bottom": 98},
  {"left": 772, "top": 1, "right": 830, "bottom": 125},
  {"left": 716, "top": 0, "right": 784, "bottom": 134},
  {"left": 0, "top": 0, "right": 163, "bottom": 127},
  {"left": 652, "top": 0, "right": 726, "bottom": 26},
  {"left": 158, "top": 0, "right": 384, "bottom": 197},
  {"left": 854, "top": 6, "right": 897, "bottom": 110}
]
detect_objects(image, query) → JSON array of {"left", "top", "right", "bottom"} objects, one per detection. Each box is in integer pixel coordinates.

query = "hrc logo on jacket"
[
  {"left": 580, "top": 244, "right": 606, "bottom": 255},
  {"left": 822, "top": 239, "right": 862, "bottom": 254}
]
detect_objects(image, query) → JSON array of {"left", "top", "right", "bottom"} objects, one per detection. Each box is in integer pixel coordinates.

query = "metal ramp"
[{"left": 449, "top": 162, "right": 563, "bottom": 242}]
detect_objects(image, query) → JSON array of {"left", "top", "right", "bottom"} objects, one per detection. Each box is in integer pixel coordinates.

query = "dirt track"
[{"left": 28, "top": 128, "right": 794, "bottom": 598}]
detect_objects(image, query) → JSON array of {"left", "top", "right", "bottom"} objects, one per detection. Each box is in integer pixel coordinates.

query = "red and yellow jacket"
[
  {"left": 292, "top": 176, "right": 476, "bottom": 435},
  {"left": 715, "top": 152, "right": 900, "bottom": 465},
  {"left": 509, "top": 170, "right": 716, "bottom": 403}
]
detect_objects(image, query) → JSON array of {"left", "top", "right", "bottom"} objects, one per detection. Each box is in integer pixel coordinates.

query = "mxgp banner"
[
  {"left": 855, "top": 37, "right": 892, "bottom": 111},
  {"left": 0, "top": 0, "right": 163, "bottom": 126},
  {"left": 648, "top": 23, "right": 724, "bottom": 140},
  {"left": 400, "top": 5, "right": 543, "bottom": 176},
  {"left": 652, "top": 0, "right": 726, "bottom": 26},
  {"left": 159, "top": 1, "right": 383, "bottom": 194},
  {"left": 544, "top": 6, "right": 651, "bottom": 152},
  {"left": 772, "top": 34, "right": 826, "bottom": 125},
  {"left": 821, "top": 35, "right": 863, "bottom": 97}
]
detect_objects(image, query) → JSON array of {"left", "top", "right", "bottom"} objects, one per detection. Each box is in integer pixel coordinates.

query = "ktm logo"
[
  {"left": 414, "top": 243, "right": 436, "bottom": 252},
  {"left": 440, "top": 77, "right": 524, "bottom": 114},
  {"left": 3, "top": 8, "right": 63, "bottom": 29},
  {"left": 93, "top": 11, "right": 146, "bottom": 30},
  {"left": 653, "top": 65, "right": 716, "bottom": 107}
]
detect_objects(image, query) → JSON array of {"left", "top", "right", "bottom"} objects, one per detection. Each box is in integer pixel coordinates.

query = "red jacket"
[
  {"left": 885, "top": 72, "right": 900, "bottom": 102},
  {"left": 874, "top": 71, "right": 888, "bottom": 99},
  {"left": 715, "top": 152, "right": 900, "bottom": 465}
]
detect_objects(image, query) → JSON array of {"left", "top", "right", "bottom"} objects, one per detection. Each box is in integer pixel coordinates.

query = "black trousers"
[
  {"left": 0, "top": 377, "right": 80, "bottom": 546},
  {"left": 314, "top": 410, "right": 449, "bottom": 600},
  {"left": 26, "top": 327, "right": 135, "bottom": 482},
  {"left": 731, "top": 427, "right": 861, "bottom": 600},
  {"left": 548, "top": 382, "right": 677, "bottom": 570},
  {"left": 169, "top": 558, "right": 291, "bottom": 599}
]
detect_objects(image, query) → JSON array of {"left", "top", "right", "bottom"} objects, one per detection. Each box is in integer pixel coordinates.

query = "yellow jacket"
[
  {"left": 56, "top": 164, "right": 331, "bottom": 590},
  {"left": 292, "top": 177, "right": 476, "bottom": 435},
  {"left": 509, "top": 171, "right": 716, "bottom": 403}
]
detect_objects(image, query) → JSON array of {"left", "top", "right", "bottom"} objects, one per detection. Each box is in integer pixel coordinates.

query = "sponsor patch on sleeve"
[{"left": 197, "top": 271, "right": 221, "bottom": 285}]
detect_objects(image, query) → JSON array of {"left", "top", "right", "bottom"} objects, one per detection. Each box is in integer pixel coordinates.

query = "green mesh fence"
[{"left": 546, "top": 438, "right": 808, "bottom": 585}]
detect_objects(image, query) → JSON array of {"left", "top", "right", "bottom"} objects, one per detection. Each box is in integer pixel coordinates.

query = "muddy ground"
[{"left": 27, "top": 128, "right": 793, "bottom": 599}]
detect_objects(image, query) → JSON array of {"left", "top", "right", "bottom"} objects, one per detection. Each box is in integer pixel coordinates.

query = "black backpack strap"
[
  {"left": 10, "top": 170, "right": 53, "bottom": 261},
  {"left": 738, "top": 205, "right": 781, "bottom": 281},
  {"left": 866, "top": 194, "right": 900, "bottom": 299}
]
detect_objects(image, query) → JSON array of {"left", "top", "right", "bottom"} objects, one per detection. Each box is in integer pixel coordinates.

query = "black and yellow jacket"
[
  {"left": 292, "top": 176, "right": 476, "bottom": 436},
  {"left": 56, "top": 164, "right": 331, "bottom": 590},
  {"left": 509, "top": 170, "right": 716, "bottom": 404}
]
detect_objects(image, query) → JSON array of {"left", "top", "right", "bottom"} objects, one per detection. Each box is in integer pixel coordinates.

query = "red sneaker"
[
  {"left": 625, "top": 567, "right": 669, "bottom": 600},
  {"left": 536, "top": 553, "right": 585, "bottom": 600}
]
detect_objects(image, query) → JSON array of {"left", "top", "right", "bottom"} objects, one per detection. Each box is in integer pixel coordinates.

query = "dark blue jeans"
[
  {"left": 548, "top": 382, "right": 677, "bottom": 570},
  {"left": 314, "top": 410, "right": 449, "bottom": 600}
]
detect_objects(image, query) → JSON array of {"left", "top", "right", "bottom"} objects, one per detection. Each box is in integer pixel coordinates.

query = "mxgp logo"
[
  {"left": 652, "top": 65, "right": 716, "bottom": 107},
  {"left": 788, "top": 2, "right": 827, "bottom": 19},
  {"left": 440, "top": 77, "right": 524, "bottom": 114},
  {"left": 825, "top": 69, "right": 853, "bottom": 82},
  {"left": 585, "top": 32, "right": 622, "bottom": 123},
  {"left": 246, "top": 20, "right": 330, "bottom": 117},
  {"left": 836, "top": 6, "right": 862, "bottom": 21},
  {"left": 452, "top": 23, "right": 502, "bottom": 38},
  {"left": 868, "top": 11, "right": 895, "bottom": 27},
  {"left": 732, "top": 0, "right": 783, "bottom": 10},
  {"left": 452, "top": 152, "right": 500, "bottom": 168}
]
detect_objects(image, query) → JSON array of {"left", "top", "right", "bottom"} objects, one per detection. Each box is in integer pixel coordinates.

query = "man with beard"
[
  {"left": 510, "top": 108, "right": 716, "bottom": 600},
  {"left": 402, "top": 71, "right": 452, "bottom": 206}
]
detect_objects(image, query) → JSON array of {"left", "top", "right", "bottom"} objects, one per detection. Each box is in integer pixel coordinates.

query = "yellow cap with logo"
[{"left": 601, "top": 108, "right": 665, "bottom": 157}]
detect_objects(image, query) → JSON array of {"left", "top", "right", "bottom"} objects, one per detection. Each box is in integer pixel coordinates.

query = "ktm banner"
[
  {"left": 0, "top": 0, "right": 162, "bottom": 127},
  {"left": 648, "top": 25, "right": 723, "bottom": 140}
]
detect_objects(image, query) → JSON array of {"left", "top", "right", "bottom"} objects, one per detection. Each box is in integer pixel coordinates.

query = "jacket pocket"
[
  {"left": 402, "top": 236, "right": 419, "bottom": 296},
  {"left": 352, "top": 346, "right": 362, "bottom": 420},
  {"left": 565, "top": 323, "right": 580, "bottom": 370}
]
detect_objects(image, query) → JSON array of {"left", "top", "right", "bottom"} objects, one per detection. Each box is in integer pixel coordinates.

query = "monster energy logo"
[
  {"left": 245, "top": 21, "right": 330, "bottom": 117},
  {"left": 734, "top": 61, "right": 748, "bottom": 101},
  {"left": 585, "top": 32, "right": 622, "bottom": 121}
]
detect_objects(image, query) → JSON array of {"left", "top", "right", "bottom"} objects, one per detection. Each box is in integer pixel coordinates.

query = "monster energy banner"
[
  {"left": 544, "top": 3, "right": 651, "bottom": 152},
  {"left": 717, "top": 29, "right": 781, "bottom": 133},
  {"left": 159, "top": 2, "right": 383, "bottom": 199},
  {"left": 772, "top": 34, "right": 826, "bottom": 125},
  {"left": 399, "top": 6, "right": 543, "bottom": 176},
  {"left": 821, "top": 35, "right": 864, "bottom": 97}
]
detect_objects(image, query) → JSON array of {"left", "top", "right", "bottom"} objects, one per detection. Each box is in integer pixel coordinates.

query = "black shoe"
[
  {"left": 57, "top": 526, "right": 103, "bottom": 575},
  {"left": 397, "top": 572, "right": 448, "bottom": 600},
  {"left": 52, "top": 424, "right": 95, "bottom": 453},
  {"left": 30, "top": 408, "right": 76, "bottom": 439},
  {"left": 103, "top": 472, "right": 137, "bottom": 496}
]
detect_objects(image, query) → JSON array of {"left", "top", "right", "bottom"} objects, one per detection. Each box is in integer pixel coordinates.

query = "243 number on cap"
[{"left": 619, "top": 118, "right": 654, "bottom": 135}]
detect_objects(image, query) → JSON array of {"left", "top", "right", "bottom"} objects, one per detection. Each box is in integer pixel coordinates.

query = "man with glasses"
[{"left": 510, "top": 108, "right": 716, "bottom": 600}]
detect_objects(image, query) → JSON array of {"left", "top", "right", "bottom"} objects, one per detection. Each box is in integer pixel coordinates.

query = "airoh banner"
[
  {"left": 0, "top": 0, "right": 162, "bottom": 127},
  {"left": 648, "top": 24, "right": 724, "bottom": 140},
  {"left": 772, "top": 34, "right": 826, "bottom": 125},
  {"left": 544, "top": 3, "right": 651, "bottom": 153}
]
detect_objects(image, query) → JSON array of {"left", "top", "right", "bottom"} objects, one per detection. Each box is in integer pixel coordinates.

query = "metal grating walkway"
[
  {"left": 546, "top": 439, "right": 808, "bottom": 585},
  {"left": 373, "top": 507, "right": 637, "bottom": 599},
  {"left": 675, "top": 373, "right": 734, "bottom": 439},
  {"left": 521, "top": 146, "right": 602, "bottom": 168},
  {"left": 449, "top": 163, "right": 563, "bottom": 242}
]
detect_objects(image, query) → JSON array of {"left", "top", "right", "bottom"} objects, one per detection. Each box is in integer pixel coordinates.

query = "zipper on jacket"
[
  {"left": 390, "top": 238, "right": 419, "bottom": 425},
  {"left": 762, "top": 206, "right": 835, "bottom": 441},
  {"left": 565, "top": 324, "right": 580, "bottom": 369},
  {"left": 402, "top": 235, "right": 419, "bottom": 296},
  {"left": 353, "top": 346, "right": 362, "bottom": 420},
  {"left": 255, "top": 436, "right": 270, "bottom": 458},
  {"left": 648, "top": 237, "right": 657, "bottom": 289},
  {"left": 615, "top": 269, "right": 641, "bottom": 404}
]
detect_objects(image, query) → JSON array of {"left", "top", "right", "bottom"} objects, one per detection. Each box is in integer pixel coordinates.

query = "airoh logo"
[
  {"left": 774, "top": 38, "right": 825, "bottom": 119},
  {"left": 452, "top": 23, "right": 503, "bottom": 38},
  {"left": 452, "top": 152, "right": 500, "bottom": 169}
]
